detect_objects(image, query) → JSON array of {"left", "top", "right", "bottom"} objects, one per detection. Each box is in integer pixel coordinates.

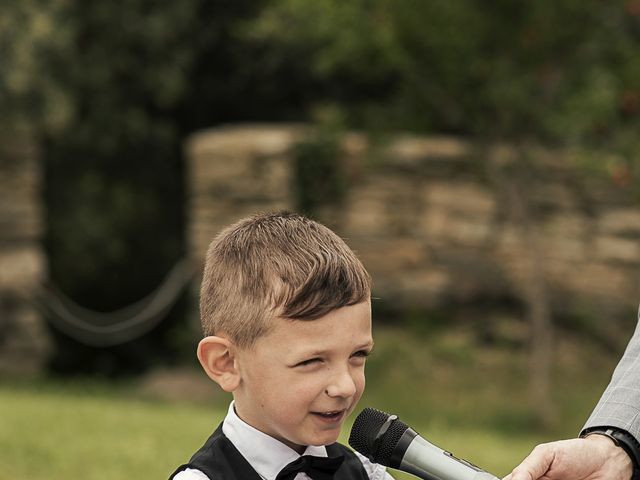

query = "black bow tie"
[{"left": 275, "top": 454, "right": 345, "bottom": 480}]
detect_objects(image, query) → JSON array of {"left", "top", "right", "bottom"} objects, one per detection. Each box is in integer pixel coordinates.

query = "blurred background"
[{"left": 2, "top": 1, "right": 640, "bottom": 478}]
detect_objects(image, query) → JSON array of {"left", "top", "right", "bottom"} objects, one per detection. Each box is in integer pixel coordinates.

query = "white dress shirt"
[{"left": 174, "top": 402, "right": 393, "bottom": 480}]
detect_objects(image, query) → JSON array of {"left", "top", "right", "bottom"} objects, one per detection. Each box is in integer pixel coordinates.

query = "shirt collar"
[{"left": 222, "top": 402, "right": 327, "bottom": 480}]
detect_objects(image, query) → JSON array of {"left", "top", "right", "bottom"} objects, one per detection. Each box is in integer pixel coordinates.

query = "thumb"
[{"left": 506, "top": 444, "right": 555, "bottom": 480}]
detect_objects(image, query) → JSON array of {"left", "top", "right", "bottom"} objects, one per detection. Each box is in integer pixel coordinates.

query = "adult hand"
[{"left": 504, "top": 434, "right": 632, "bottom": 480}]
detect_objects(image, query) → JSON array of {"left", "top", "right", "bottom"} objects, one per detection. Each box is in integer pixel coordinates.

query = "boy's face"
[{"left": 233, "top": 300, "right": 372, "bottom": 453}]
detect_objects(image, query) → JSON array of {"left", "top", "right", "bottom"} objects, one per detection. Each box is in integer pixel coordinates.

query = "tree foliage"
[
  {"left": 2, "top": 0, "right": 273, "bottom": 374},
  {"left": 250, "top": 0, "right": 640, "bottom": 147},
  {"left": 0, "top": 0, "right": 73, "bottom": 132}
]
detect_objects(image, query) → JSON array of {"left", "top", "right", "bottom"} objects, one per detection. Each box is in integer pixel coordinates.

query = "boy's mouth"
[{"left": 311, "top": 409, "right": 346, "bottom": 423}]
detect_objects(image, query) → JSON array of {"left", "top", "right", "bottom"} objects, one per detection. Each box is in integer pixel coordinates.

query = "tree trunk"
[{"left": 488, "top": 144, "right": 555, "bottom": 427}]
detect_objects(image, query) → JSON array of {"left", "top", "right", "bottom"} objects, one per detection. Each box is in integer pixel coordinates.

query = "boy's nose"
[{"left": 325, "top": 368, "right": 357, "bottom": 398}]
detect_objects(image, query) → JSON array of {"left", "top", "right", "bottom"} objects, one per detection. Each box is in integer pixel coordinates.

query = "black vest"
[{"left": 170, "top": 424, "right": 370, "bottom": 480}]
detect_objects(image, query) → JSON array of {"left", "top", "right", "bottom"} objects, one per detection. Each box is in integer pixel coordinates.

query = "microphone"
[{"left": 349, "top": 407, "right": 500, "bottom": 480}]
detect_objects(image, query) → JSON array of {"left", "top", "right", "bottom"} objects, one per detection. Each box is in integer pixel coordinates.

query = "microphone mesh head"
[{"left": 348, "top": 407, "right": 410, "bottom": 467}]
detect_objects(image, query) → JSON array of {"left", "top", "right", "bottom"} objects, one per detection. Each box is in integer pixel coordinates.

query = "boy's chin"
[{"left": 307, "top": 428, "right": 342, "bottom": 447}]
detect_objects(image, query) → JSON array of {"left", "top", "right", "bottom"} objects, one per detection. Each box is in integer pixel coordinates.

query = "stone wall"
[
  {"left": 186, "top": 124, "right": 640, "bottom": 324},
  {"left": 2, "top": 123, "right": 634, "bottom": 375},
  {"left": 0, "top": 131, "right": 51, "bottom": 375}
]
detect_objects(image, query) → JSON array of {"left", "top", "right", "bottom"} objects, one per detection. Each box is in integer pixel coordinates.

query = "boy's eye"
[
  {"left": 352, "top": 349, "right": 372, "bottom": 359},
  {"left": 295, "top": 357, "right": 322, "bottom": 367}
]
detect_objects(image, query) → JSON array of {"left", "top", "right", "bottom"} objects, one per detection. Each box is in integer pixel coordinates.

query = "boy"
[{"left": 171, "top": 212, "right": 393, "bottom": 480}]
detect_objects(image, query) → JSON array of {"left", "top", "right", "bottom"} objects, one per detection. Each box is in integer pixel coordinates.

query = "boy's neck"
[{"left": 231, "top": 402, "right": 309, "bottom": 454}]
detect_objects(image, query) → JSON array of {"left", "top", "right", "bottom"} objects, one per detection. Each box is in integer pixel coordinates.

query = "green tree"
[
  {"left": 248, "top": 0, "right": 640, "bottom": 148},
  {"left": 1, "top": 0, "right": 275, "bottom": 374}
]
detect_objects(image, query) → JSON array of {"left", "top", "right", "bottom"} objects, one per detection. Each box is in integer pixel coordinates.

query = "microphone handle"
[
  {"left": 399, "top": 434, "right": 500, "bottom": 480},
  {"left": 473, "top": 473, "right": 501, "bottom": 480}
]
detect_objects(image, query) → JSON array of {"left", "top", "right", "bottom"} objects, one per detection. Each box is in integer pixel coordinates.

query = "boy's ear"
[{"left": 197, "top": 336, "right": 241, "bottom": 392}]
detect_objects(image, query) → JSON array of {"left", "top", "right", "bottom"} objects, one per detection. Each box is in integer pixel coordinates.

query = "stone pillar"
[
  {"left": 185, "top": 124, "right": 305, "bottom": 263},
  {"left": 184, "top": 124, "right": 306, "bottom": 334},
  {"left": 0, "top": 130, "right": 51, "bottom": 375}
]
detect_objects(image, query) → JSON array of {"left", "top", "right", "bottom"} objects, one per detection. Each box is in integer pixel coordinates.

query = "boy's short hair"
[{"left": 200, "top": 212, "right": 372, "bottom": 348}]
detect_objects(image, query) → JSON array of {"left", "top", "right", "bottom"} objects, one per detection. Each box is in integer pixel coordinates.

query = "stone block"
[
  {"left": 185, "top": 124, "right": 307, "bottom": 159},
  {"left": 562, "top": 263, "right": 636, "bottom": 307},
  {"left": 424, "top": 182, "right": 496, "bottom": 215},
  {"left": 598, "top": 208, "right": 640, "bottom": 235},
  {"left": 396, "top": 269, "right": 452, "bottom": 303},
  {"left": 0, "top": 247, "right": 47, "bottom": 290},
  {"left": 594, "top": 235, "right": 640, "bottom": 263},
  {"left": 0, "top": 304, "right": 52, "bottom": 376},
  {"left": 386, "top": 135, "right": 471, "bottom": 164}
]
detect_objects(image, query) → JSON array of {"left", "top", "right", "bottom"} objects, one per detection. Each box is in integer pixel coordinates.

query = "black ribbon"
[{"left": 275, "top": 454, "right": 345, "bottom": 480}]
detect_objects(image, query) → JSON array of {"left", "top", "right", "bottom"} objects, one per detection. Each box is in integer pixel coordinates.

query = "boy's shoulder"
[
  {"left": 170, "top": 423, "right": 262, "bottom": 480},
  {"left": 169, "top": 423, "right": 253, "bottom": 479}
]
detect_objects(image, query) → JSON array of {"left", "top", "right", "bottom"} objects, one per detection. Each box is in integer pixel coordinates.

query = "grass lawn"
[
  {"left": 0, "top": 380, "right": 543, "bottom": 480},
  {"left": 0, "top": 380, "right": 223, "bottom": 479},
  {"left": 0, "top": 324, "right": 623, "bottom": 479}
]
